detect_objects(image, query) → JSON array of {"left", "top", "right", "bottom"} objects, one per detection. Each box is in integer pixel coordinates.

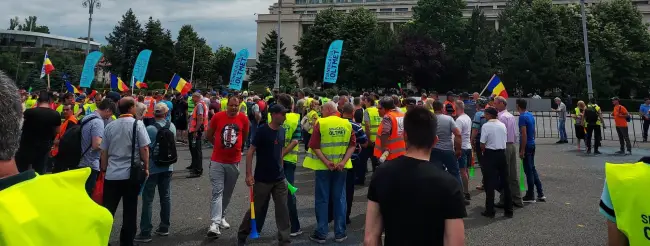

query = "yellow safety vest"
[
  {"left": 573, "top": 108, "right": 583, "bottom": 125},
  {"left": 220, "top": 98, "right": 228, "bottom": 112},
  {"left": 239, "top": 101, "right": 247, "bottom": 114},
  {"left": 587, "top": 104, "right": 602, "bottom": 126},
  {"left": 25, "top": 99, "right": 36, "bottom": 109},
  {"left": 364, "top": 107, "right": 381, "bottom": 142},
  {"left": 303, "top": 116, "right": 353, "bottom": 170},
  {"left": 304, "top": 97, "right": 313, "bottom": 108},
  {"left": 604, "top": 162, "right": 650, "bottom": 245},
  {"left": 84, "top": 103, "right": 97, "bottom": 116},
  {"left": 400, "top": 107, "right": 407, "bottom": 113},
  {"left": 306, "top": 110, "right": 320, "bottom": 134},
  {"left": 187, "top": 97, "right": 195, "bottom": 115},
  {"left": 56, "top": 104, "right": 81, "bottom": 121},
  {"left": 281, "top": 113, "right": 300, "bottom": 163},
  {"left": 0, "top": 168, "right": 113, "bottom": 246}
]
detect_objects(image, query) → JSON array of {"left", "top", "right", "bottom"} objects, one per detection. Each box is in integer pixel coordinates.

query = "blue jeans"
[
  {"left": 522, "top": 145, "right": 544, "bottom": 198},
  {"left": 139, "top": 171, "right": 172, "bottom": 236},
  {"left": 430, "top": 148, "right": 462, "bottom": 187},
  {"left": 314, "top": 170, "right": 347, "bottom": 238},
  {"left": 558, "top": 119, "right": 568, "bottom": 141}
]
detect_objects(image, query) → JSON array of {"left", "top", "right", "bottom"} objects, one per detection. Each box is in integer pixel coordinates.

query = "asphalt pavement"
[{"left": 108, "top": 138, "right": 646, "bottom": 246}]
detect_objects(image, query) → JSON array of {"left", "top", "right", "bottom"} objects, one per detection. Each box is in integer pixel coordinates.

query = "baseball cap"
[
  {"left": 154, "top": 102, "right": 169, "bottom": 116},
  {"left": 242, "top": 91, "right": 249, "bottom": 97},
  {"left": 106, "top": 91, "right": 121, "bottom": 102},
  {"left": 485, "top": 107, "right": 498, "bottom": 117},
  {"left": 269, "top": 104, "right": 289, "bottom": 114}
]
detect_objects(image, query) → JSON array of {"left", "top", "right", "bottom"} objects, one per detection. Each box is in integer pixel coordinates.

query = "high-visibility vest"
[
  {"left": 0, "top": 168, "right": 113, "bottom": 246},
  {"left": 604, "top": 162, "right": 650, "bottom": 245},
  {"left": 56, "top": 104, "right": 81, "bottom": 122},
  {"left": 190, "top": 101, "right": 208, "bottom": 132},
  {"left": 306, "top": 110, "right": 319, "bottom": 134},
  {"left": 220, "top": 98, "right": 228, "bottom": 112},
  {"left": 321, "top": 97, "right": 330, "bottom": 104},
  {"left": 304, "top": 97, "right": 313, "bottom": 108},
  {"left": 364, "top": 107, "right": 381, "bottom": 142},
  {"left": 239, "top": 101, "right": 247, "bottom": 114},
  {"left": 400, "top": 107, "right": 407, "bottom": 113},
  {"left": 50, "top": 116, "right": 78, "bottom": 156},
  {"left": 187, "top": 97, "right": 195, "bottom": 115},
  {"left": 587, "top": 104, "right": 602, "bottom": 126},
  {"left": 25, "top": 99, "right": 36, "bottom": 109},
  {"left": 573, "top": 108, "right": 583, "bottom": 125},
  {"left": 374, "top": 110, "right": 406, "bottom": 160},
  {"left": 143, "top": 97, "right": 156, "bottom": 118},
  {"left": 281, "top": 113, "right": 300, "bottom": 163},
  {"left": 303, "top": 116, "right": 353, "bottom": 170},
  {"left": 443, "top": 100, "right": 456, "bottom": 117},
  {"left": 84, "top": 103, "right": 97, "bottom": 116}
]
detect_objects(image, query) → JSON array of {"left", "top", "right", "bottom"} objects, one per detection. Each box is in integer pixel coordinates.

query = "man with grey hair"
[
  {"left": 187, "top": 92, "right": 208, "bottom": 178},
  {"left": 493, "top": 96, "right": 524, "bottom": 207},
  {"left": 552, "top": 97, "right": 568, "bottom": 143}
]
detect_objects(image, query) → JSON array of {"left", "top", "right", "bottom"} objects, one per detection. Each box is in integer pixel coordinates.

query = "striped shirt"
[
  {"left": 348, "top": 118, "right": 368, "bottom": 160},
  {"left": 291, "top": 122, "right": 302, "bottom": 141}
]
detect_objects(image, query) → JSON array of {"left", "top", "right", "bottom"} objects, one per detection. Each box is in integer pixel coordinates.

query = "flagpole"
[
  {"left": 190, "top": 47, "right": 196, "bottom": 84},
  {"left": 131, "top": 76, "right": 135, "bottom": 96},
  {"left": 479, "top": 74, "right": 496, "bottom": 96},
  {"left": 47, "top": 74, "right": 50, "bottom": 91}
]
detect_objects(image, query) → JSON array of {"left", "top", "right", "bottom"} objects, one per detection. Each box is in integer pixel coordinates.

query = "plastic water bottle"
[{"left": 379, "top": 151, "right": 389, "bottom": 163}]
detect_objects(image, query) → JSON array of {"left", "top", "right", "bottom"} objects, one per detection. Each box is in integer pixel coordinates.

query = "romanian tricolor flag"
[
  {"left": 110, "top": 73, "right": 129, "bottom": 92},
  {"left": 65, "top": 81, "right": 81, "bottom": 94},
  {"left": 486, "top": 74, "right": 508, "bottom": 98},
  {"left": 135, "top": 80, "right": 148, "bottom": 89},
  {"left": 169, "top": 74, "right": 192, "bottom": 95},
  {"left": 40, "top": 51, "right": 55, "bottom": 79}
]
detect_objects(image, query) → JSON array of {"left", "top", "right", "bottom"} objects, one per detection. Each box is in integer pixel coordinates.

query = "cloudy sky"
[{"left": 2, "top": 0, "right": 277, "bottom": 57}]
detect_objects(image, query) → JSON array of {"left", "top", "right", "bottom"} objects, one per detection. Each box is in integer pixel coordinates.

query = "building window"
[
  {"left": 294, "top": 10, "right": 305, "bottom": 14},
  {"left": 350, "top": 0, "right": 363, "bottom": 2},
  {"left": 306, "top": 10, "right": 317, "bottom": 13},
  {"left": 379, "top": 8, "right": 392, "bottom": 12},
  {"left": 395, "top": 7, "right": 408, "bottom": 11},
  {"left": 367, "top": 8, "right": 376, "bottom": 11},
  {"left": 296, "top": 0, "right": 307, "bottom": 3},
  {"left": 336, "top": 9, "right": 346, "bottom": 12},
  {"left": 366, "top": 0, "right": 378, "bottom": 2},
  {"left": 336, "top": 0, "right": 347, "bottom": 2}
]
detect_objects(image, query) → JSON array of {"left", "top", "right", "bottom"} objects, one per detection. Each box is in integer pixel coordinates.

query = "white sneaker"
[
  {"left": 220, "top": 218, "right": 231, "bottom": 229},
  {"left": 207, "top": 223, "right": 221, "bottom": 238}
]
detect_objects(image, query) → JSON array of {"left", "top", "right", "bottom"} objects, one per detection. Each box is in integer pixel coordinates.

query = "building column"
[
  {"left": 390, "top": 22, "right": 394, "bottom": 31},
  {"left": 494, "top": 20, "right": 499, "bottom": 30}
]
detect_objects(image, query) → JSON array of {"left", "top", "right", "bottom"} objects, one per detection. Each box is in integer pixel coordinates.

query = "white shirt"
[
  {"left": 480, "top": 119, "right": 507, "bottom": 150},
  {"left": 455, "top": 113, "right": 472, "bottom": 150}
]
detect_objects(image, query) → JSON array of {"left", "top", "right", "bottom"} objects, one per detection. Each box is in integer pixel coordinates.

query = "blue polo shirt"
[{"left": 518, "top": 111, "right": 536, "bottom": 146}]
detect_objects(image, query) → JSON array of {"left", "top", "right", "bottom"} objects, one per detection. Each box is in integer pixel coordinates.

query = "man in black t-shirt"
[
  {"left": 365, "top": 107, "right": 466, "bottom": 246},
  {"left": 16, "top": 92, "right": 61, "bottom": 174},
  {"left": 238, "top": 104, "right": 291, "bottom": 246}
]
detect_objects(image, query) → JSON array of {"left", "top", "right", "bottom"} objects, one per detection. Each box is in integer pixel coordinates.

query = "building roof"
[{"left": 0, "top": 29, "right": 102, "bottom": 46}]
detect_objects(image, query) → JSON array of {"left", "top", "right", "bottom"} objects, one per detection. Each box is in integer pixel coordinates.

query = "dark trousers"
[
  {"left": 188, "top": 130, "right": 203, "bottom": 175},
  {"left": 585, "top": 125, "right": 602, "bottom": 151},
  {"left": 346, "top": 159, "right": 359, "bottom": 221},
  {"left": 257, "top": 163, "right": 301, "bottom": 233},
  {"left": 643, "top": 119, "right": 650, "bottom": 141},
  {"left": 356, "top": 146, "right": 372, "bottom": 184},
  {"left": 85, "top": 169, "right": 100, "bottom": 196},
  {"left": 143, "top": 117, "right": 155, "bottom": 127},
  {"left": 474, "top": 140, "right": 485, "bottom": 185},
  {"left": 103, "top": 179, "right": 139, "bottom": 246},
  {"left": 238, "top": 180, "right": 291, "bottom": 245},
  {"left": 483, "top": 149, "right": 513, "bottom": 214},
  {"left": 303, "top": 131, "right": 311, "bottom": 152},
  {"left": 615, "top": 127, "right": 631, "bottom": 152},
  {"left": 15, "top": 143, "right": 51, "bottom": 175}
]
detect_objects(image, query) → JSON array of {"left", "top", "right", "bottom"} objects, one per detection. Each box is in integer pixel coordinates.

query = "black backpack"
[
  {"left": 246, "top": 101, "right": 256, "bottom": 119},
  {"left": 56, "top": 115, "right": 99, "bottom": 168},
  {"left": 153, "top": 122, "right": 178, "bottom": 166},
  {"left": 584, "top": 105, "right": 599, "bottom": 124}
]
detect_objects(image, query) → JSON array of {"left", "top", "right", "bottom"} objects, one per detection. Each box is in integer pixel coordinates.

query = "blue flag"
[
  {"left": 79, "top": 51, "right": 103, "bottom": 88},
  {"left": 132, "top": 49, "right": 152, "bottom": 86},
  {"left": 323, "top": 40, "right": 343, "bottom": 84},
  {"left": 229, "top": 49, "right": 249, "bottom": 91}
]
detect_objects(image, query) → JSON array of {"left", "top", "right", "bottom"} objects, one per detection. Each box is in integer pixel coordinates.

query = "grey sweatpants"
[
  {"left": 210, "top": 161, "right": 240, "bottom": 225},
  {"left": 500, "top": 143, "right": 523, "bottom": 205}
]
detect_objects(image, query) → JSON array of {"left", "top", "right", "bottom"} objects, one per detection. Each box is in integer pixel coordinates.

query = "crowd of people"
[{"left": 1, "top": 68, "right": 646, "bottom": 246}]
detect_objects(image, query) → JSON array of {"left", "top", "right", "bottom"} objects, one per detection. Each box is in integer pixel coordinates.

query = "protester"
[
  {"left": 135, "top": 102, "right": 147, "bottom": 120},
  {"left": 160, "top": 94, "right": 173, "bottom": 121},
  {"left": 303, "top": 99, "right": 320, "bottom": 151},
  {"left": 142, "top": 92, "right": 157, "bottom": 126},
  {"left": 101, "top": 96, "right": 151, "bottom": 246},
  {"left": 135, "top": 103, "right": 176, "bottom": 243},
  {"left": 205, "top": 96, "right": 249, "bottom": 238},
  {"left": 172, "top": 94, "right": 188, "bottom": 144},
  {"left": 455, "top": 100, "right": 473, "bottom": 204},
  {"left": 187, "top": 92, "right": 208, "bottom": 178},
  {"left": 493, "top": 96, "right": 524, "bottom": 208},
  {"left": 585, "top": 98, "right": 605, "bottom": 155},
  {"left": 374, "top": 97, "right": 406, "bottom": 164},
  {"left": 639, "top": 98, "right": 650, "bottom": 142},
  {"left": 361, "top": 96, "right": 381, "bottom": 178},
  {"left": 237, "top": 104, "right": 292, "bottom": 246},
  {"left": 430, "top": 101, "right": 463, "bottom": 189},
  {"left": 471, "top": 97, "right": 489, "bottom": 190},
  {"left": 0, "top": 71, "right": 114, "bottom": 246},
  {"left": 245, "top": 96, "right": 262, "bottom": 150},
  {"left": 353, "top": 97, "right": 364, "bottom": 124},
  {"left": 341, "top": 102, "right": 368, "bottom": 224},
  {"left": 303, "top": 101, "right": 356, "bottom": 243},
  {"left": 611, "top": 97, "right": 631, "bottom": 155},
  {"left": 443, "top": 91, "right": 457, "bottom": 117},
  {"left": 50, "top": 103, "right": 78, "bottom": 173},
  {"left": 552, "top": 97, "right": 569, "bottom": 143},
  {"left": 78, "top": 99, "right": 116, "bottom": 194},
  {"left": 572, "top": 100, "right": 587, "bottom": 150},
  {"left": 517, "top": 99, "right": 545, "bottom": 203},
  {"left": 480, "top": 107, "right": 513, "bottom": 218},
  {"left": 16, "top": 91, "right": 61, "bottom": 174},
  {"left": 364, "top": 107, "right": 466, "bottom": 246}
]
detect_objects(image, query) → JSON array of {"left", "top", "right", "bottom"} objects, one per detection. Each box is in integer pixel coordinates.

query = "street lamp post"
[
  {"left": 82, "top": 0, "right": 101, "bottom": 56},
  {"left": 580, "top": 0, "right": 594, "bottom": 100},
  {"left": 274, "top": 0, "right": 282, "bottom": 90}
]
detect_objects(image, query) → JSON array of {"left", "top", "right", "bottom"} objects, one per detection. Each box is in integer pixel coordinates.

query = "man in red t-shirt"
[{"left": 205, "top": 97, "right": 249, "bottom": 238}]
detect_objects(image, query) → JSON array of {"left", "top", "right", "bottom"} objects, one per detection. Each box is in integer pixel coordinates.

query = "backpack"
[
  {"left": 584, "top": 105, "right": 599, "bottom": 124},
  {"left": 56, "top": 115, "right": 99, "bottom": 169},
  {"left": 153, "top": 122, "right": 178, "bottom": 166},
  {"left": 246, "top": 101, "right": 256, "bottom": 119}
]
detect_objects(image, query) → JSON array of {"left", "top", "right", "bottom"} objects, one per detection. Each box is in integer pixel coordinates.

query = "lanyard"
[{"left": 119, "top": 114, "right": 134, "bottom": 118}]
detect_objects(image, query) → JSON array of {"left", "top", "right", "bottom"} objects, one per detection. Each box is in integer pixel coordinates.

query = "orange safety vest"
[
  {"left": 190, "top": 101, "right": 208, "bottom": 132},
  {"left": 50, "top": 116, "right": 78, "bottom": 157},
  {"left": 143, "top": 97, "right": 156, "bottom": 118},
  {"left": 373, "top": 110, "right": 406, "bottom": 160},
  {"left": 443, "top": 100, "right": 456, "bottom": 117}
]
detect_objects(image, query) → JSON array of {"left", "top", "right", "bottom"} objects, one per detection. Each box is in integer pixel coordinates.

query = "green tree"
[
  {"left": 279, "top": 68, "right": 298, "bottom": 92},
  {"left": 295, "top": 8, "right": 345, "bottom": 87},
  {"left": 8, "top": 17, "right": 19, "bottom": 30},
  {"left": 356, "top": 25, "right": 400, "bottom": 89},
  {"left": 15, "top": 16, "right": 49, "bottom": 34},
  {"left": 211, "top": 45, "right": 236, "bottom": 87},
  {"left": 464, "top": 8, "right": 499, "bottom": 91},
  {"left": 250, "top": 30, "right": 293, "bottom": 87},
  {"left": 142, "top": 17, "right": 176, "bottom": 83},
  {"left": 337, "top": 8, "right": 378, "bottom": 88},
  {"left": 174, "top": 24, "right": 213, "bottom": 88},
  {"left": 105, "top": 9, "right": 143, "bottom": 81},
  {"left": 391, "top": 26, "right": 445, "bottom": 89}
]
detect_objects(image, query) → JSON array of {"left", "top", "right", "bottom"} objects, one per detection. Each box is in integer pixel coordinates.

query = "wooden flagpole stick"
[
  {"left": 479, "top": 74, "right": 496, "bottom": 96},
  {"left": 47, "top": 74, "right": 51, "bottom": 91},
  {"left": 131, "top": 76, "right": 135, "bottom": 96}
]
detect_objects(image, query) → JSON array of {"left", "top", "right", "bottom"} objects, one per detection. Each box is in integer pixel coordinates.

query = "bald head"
[
  {"left": 322, "top": 101, "right": 338, "bottom": 117},
  {"left": 118, "top": 96, "right": 136, "bottom": 115}
]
